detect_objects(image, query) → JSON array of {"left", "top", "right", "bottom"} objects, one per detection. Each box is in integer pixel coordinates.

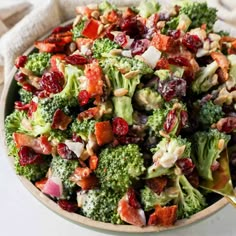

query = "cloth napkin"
[{"left": 0, "top": 0, "right": 236, "bottom": 84}]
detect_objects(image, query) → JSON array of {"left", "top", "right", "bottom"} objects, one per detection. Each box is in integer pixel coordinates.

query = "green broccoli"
[
  {"left": 174, "top": 174, "right": 206, "bottom": 219},
  {"left": 137, "top": 0, "right": 160, "bottom": 18},
  {"left": 134, "top": 87, "right": 163, "bottom": 111},
  {"left": 47, "top": 129, "right": 71, "bottom": 143},
  {"left": 92, "top": 38, "right": 120, "bottom": 58},
  {"left": 165, "top": 13, "right": 191, "bottom": 32},
  {"left": 71, "top": 119, "right": 96, "bottom": 141},
  {"left": 18, "top": 88, "right": 33, "bottom": 104},
  {"left": 25, "top": 52, "right": 51, "bottom": 76},
  {"left": 170, "top": 1, "right": 217, "bottom": 32},
  {"left": 50, "top": 155, "right": 79, "bottom": 196},
  {"left": 198, "top": 101, "right": 224, "bottom": 127},
  {"left": 192, "top": 61, "right": 219, "bottom": 94},
  {"left": 146, "top": 137, "right": 191, "bottom": 179},
  {"left": 72, "top": 20, "right": 86, "bottom": 40},
  {"left": 15, "top": 155, "right": 51, "bottom": 182},
  {"left": 99, "top": 0, "right": 117, "bottom": 14},
  {"left": 192, "top": 129, "right": 230, "bottom": 181},
  {"left": 81, "top": 189, "right": 123, "bottom": 224},
  {"left": 95, "top": 144, "right": 145, "bottom": 193},
  {"left": 112, "top": 96, "right": 133, "bottom": 125},
  {"left": 141, "top": 186, "right": 179, "bottom": 211}
]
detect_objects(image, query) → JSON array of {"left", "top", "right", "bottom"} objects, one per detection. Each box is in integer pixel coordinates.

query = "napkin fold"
[{"left": 0, "top": 0, "right": 236, "bottom": 84}]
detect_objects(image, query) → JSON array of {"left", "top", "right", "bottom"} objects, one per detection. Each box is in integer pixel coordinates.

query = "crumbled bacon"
[{"left": 51, "top": 109, "right": 72, "bottom": 130}]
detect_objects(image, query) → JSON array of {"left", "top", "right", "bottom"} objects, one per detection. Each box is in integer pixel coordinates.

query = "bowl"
[{"left": 0, "top": 13, "right": 233, "bottom": 236}]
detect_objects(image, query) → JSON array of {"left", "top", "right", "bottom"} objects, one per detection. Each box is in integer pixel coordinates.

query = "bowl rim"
[{"left": 0, "top": 19, "right": 229, "bottom": 234}]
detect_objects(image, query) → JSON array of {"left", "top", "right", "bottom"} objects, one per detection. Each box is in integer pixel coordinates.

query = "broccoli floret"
[
  {"left": 112, "top": 96, "right": 133, "bottom": 125},
  {"left": 47, "top": 129, "right": 71, "bottom": 143},
  {"left": 137, "top": 0, "right": 160, "bottom": 18},
  {"left": 92, "top": 38, "right": 120, "bottom": 58},
  {"left": 141, "top": 186, "right": 179, "bottom": 211},
  {"left": 198, "top": 101, "right": 224, "bottom": 127},
  {"left": 81, "top": 189, "right": 123, "bottom": 224},
  {"left": 15, "top": 155, "right": 51, "bottom": 182},
  {"left": 174, "top": 174, "right": 206, "bottom": 219},
  {"left": 99, "top": 0, "right": 117, "bottom": 14},
  {"left": 18, "top": 88, "right": 33, "bottom": 104},
  {"left": 175, "top": 1, "right": 217, "bottom": 32},
  {"left": 25, "top": 52, "right": 51, "bottom": 76},
  {"left": 226, "top": 54, "right": 236, "bottom": 90},
  {"left": 166, "top": 13, "right": 191, "bottom": 32},
  {"left": 134, "top": 87, "right": 163, "bottom": 111},
  {"left": 50, "top": 155, "right": 79, "bottom": 196},
  {"left": 72, "top": 20, "right": 86, "bottom": 40},
  {"left": 192, "top": 129, "right": 230, "bottom": 181},
  {"left": 95, "top": 144, "right": 145, "bottom": 193},
  {"left": 192, "top": 61, "right": 219, "bottom": 94},
  {"left": 71, "top": 119, "right": 95, "bottom": 141}
]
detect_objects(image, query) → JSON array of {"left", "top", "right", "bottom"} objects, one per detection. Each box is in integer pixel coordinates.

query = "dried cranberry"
[
  {"left": 114, "top": 32, "right": 128, "bottom": 47},
  {"left": 14, "top": 72, "right": 27, "bottom": 83},
  {"left": 27, "top": 100, "right": 38, "bottom": 117},
  {"left": 36, "top": 90, "right": 50, "bottom": 98},
  {"left": 180, "top": 110, "right": 188, "bottom": 127},
  {"left": 52, "top": 109, "right": 72, "bottom": 130},
  {"left": 182, "top": 34, "right": 203, "bottom": 53},
  {"left": 58, "top": 199, "right": 78, "bottom": 212},
  {"left": 211, "top": 160, "right": 220, "bottom": 172},
  {"left": 78, "top": 90, "right": 90, "bottom": 106},
  {"left": 22, "top": 83, "right": 36, "bottom": 93},
  {"left": 65, "top": 54, "right": 88, "bottom": 65},
  {"left": 112, "top": 117, "right": 129, "bottom": 136},
  {"left": 15, "top": 55, "right": 27, "bottom": 68},
  {"left": 52, "top": 25, "right": 72, "bottom": 34},
  {"left": 117, "top": 136, "right": 142, "bottom": 145},
  {"left": 168, "top": 30, "right": 181, "bottom": 39},
  {"left": 14, "top": 101, "right": 30, "bottom": 111},
  {"left": 72, "top": 133, "right": 82, "bottom": 143},
  {"left": 57, "top": 143, "right": 77, "bottom": 160},
  {"left": 41, "top": 71, "right": 64, "bottom": 94},
  {"left": 127, "top": 188, "right": 141, "bottom": 209},
  {"left": 168, "top": 56, "right": 190, "bottom": 67},
  {"left": 183, "top": 69, "right": 194, "bottom": 83},
  {"left": 146, "top": 177, "right": 168, "bottom": 195},
  {"left": 163, "top": 109, "right": 178, "bottom": 134},
  {"left": 176, "top": 158, "right": 195, "bottom": 175},
  {"left": 186, "top": 169, "right": 199, "bottom": 188},
  {"left": 131, "top": 39, "right": 149, "bottom": 56},
  {"left": 158, "top": 78, "right": 186, "bottom": 101},
  {"left": 18, "top": 146, "right": 42, "bottom": 166}
]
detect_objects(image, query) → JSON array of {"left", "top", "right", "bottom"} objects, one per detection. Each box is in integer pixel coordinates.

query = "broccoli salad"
[{"left": 5, "top": 0, "right": 236, "bottom": 227}]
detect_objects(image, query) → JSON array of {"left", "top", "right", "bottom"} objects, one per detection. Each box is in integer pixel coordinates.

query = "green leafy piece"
[
  {"left": 92, "top": 38, "right": 120, "bottom": 58},
  {"left": 192, "top": 61, "right": 219, "bottom": 94},
  {"left": 72, "top": 20, "right": 86, "bottom": 40},
  {"left": 137, "top": 0, "right": 160, "bottom": 18},
  {"left": 141, "top": 186, "right": 178, "bottom": 211},
  {"left": 99, "top": 0, "right": 117, "bottom": 14},
  {"left": 71, "top": 119, "right": 96, "bottom": 141},
  {"left": 18, "top": 88, "right": 33, "bottom": 104},
  {"left": 175, "top": 174, "right": 206, "bottom": 219},
  {"left": 95, "top": 144, "right": 145, "bottom": 193},
  {"left": 192, "top": 129, "right": 230, "bottom": 181},
  {"left": 166, "top": 13, "right": 191, "bottom": 32},
  {"left": 25, "top": 52, "right": 51, "bottom": 76},
  {"left": 50, "top": 155, "right": 79, "bottom": 196},
  {"left": 81, "top": 189, "right": 123, "bottom": 224}
]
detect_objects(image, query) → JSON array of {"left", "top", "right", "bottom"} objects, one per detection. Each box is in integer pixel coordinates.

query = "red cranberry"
[
  {"left": 22, "top": 83, "right": 36, "bottom": 93},
  {"left": 15, "top": 55, "right": 27, "bottom": 68},
  {"left": 114, "top": 32, "right": 128, "bottom": 47},
  {"left": 168, "top": 29, "right": 181, "bottom": 39},
  {"left": 168, "top": 56, "right": 190, "bottom": 67},
  {"left": 176, "top": 158, "right": 195, "bottom": 175},
  {"left": 112, "top": 117, "right": 129, "bottom": 136},
  {"left": 182, "top": 34, "right": 203, "bottom": 53},
  {"left": 127, "top": 188, "right": 141, "bottom": 209},
  {"left": 27, "top": 100, "right": 38, "bottom": 117},
  {"left": 14, "top": 101, "right": 30, "bottom": 111},
  {"left": 180, "top": 110, "right": 188, "bottom": 127},
  {"left": 117, "top": 136, "right": 142, "bottom": 145},
  {"left": 57, "top": 143, "right": 77, "bottom": 160},
  {"left": 52, "top": 25, "right": 72, "bottom": 34},
  {"left": 14, "top": 72, "right": 27, "bottom": 83},
  {"left": 131, "top": 39, "right": 149, "bottom": 56},
  {"left": 78, "top": 90, "right": 90, "bottom": 106},
  {"left": 72, "top": 133, "right": 82, "bottom": 142},
  {"left": 40, "top": 71, "right": 64, "bottom": 94},
  {"left": 163, "top": 109, "right": 178, "bottom": 134},
  {"left": 18, "top": 146, "right": 42, "bottom": 166},
  {"left": 58, "top": 199, "right": 78, "bottom": 212},
  {"left": 65, "top": 54, "right": 88, "bottom": 65},
  {"left": 186, "top": 169, "right": 199, "bottom": 188}
]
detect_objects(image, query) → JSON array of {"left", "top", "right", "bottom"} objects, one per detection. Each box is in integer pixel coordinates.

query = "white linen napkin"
[{"left": 0, "top": 0, "right": 236, "bottom": 84}]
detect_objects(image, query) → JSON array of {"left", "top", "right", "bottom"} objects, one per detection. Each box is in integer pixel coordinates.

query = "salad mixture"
[{"left": 5, "top": 0, "right": 236, "bottom": 227}]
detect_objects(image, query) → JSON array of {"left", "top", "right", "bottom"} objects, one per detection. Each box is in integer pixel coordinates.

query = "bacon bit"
[
  {"left": 216, "top": 117, "right": 236, "bottom": 133},
  {"left": 123, "top": 7, "right": 137, "bottom": 18},
  {"left": 77, "top": 107, "right": 99, "bottom": 121},
  {"left": 35, "top": 178, "right": 48, "bottom": 191},
  {"left": 151, "top": 33, "right": 175, "bottom": 52},
  {"left": 95, "top": 121, "right": 114, "bottom": 146},
  {"left": 106, "top": 10, "right": 119, "bottom": 23},
  {"left": 50, "top": 54, "right": 66, "bottom": 72},
  {"left": 146, "top": 177, "right": 168, "bottom": 195},
  {"left": 148, "top": 205, "right": 178, "bottom": 226},
  {"left": 89, "top": 155, "right": 99, "bottom": 170},
  {"left": 51, "top": 109, "right": 72, "bottom": 130},
  {"left": 74, "top": 167, "right": 92, "bottom": 178},
  {"left": 127, "top": 188, "right": 141, "bottom": 209},
  {"left": 156, "top": 58, "right": 170, "bottom": 69},
  {"left": 211, "top": 52, "right": 229, "bottom": 82},
  {"left": 77, "top": 175, "right": 99, "bottom": 190}
]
